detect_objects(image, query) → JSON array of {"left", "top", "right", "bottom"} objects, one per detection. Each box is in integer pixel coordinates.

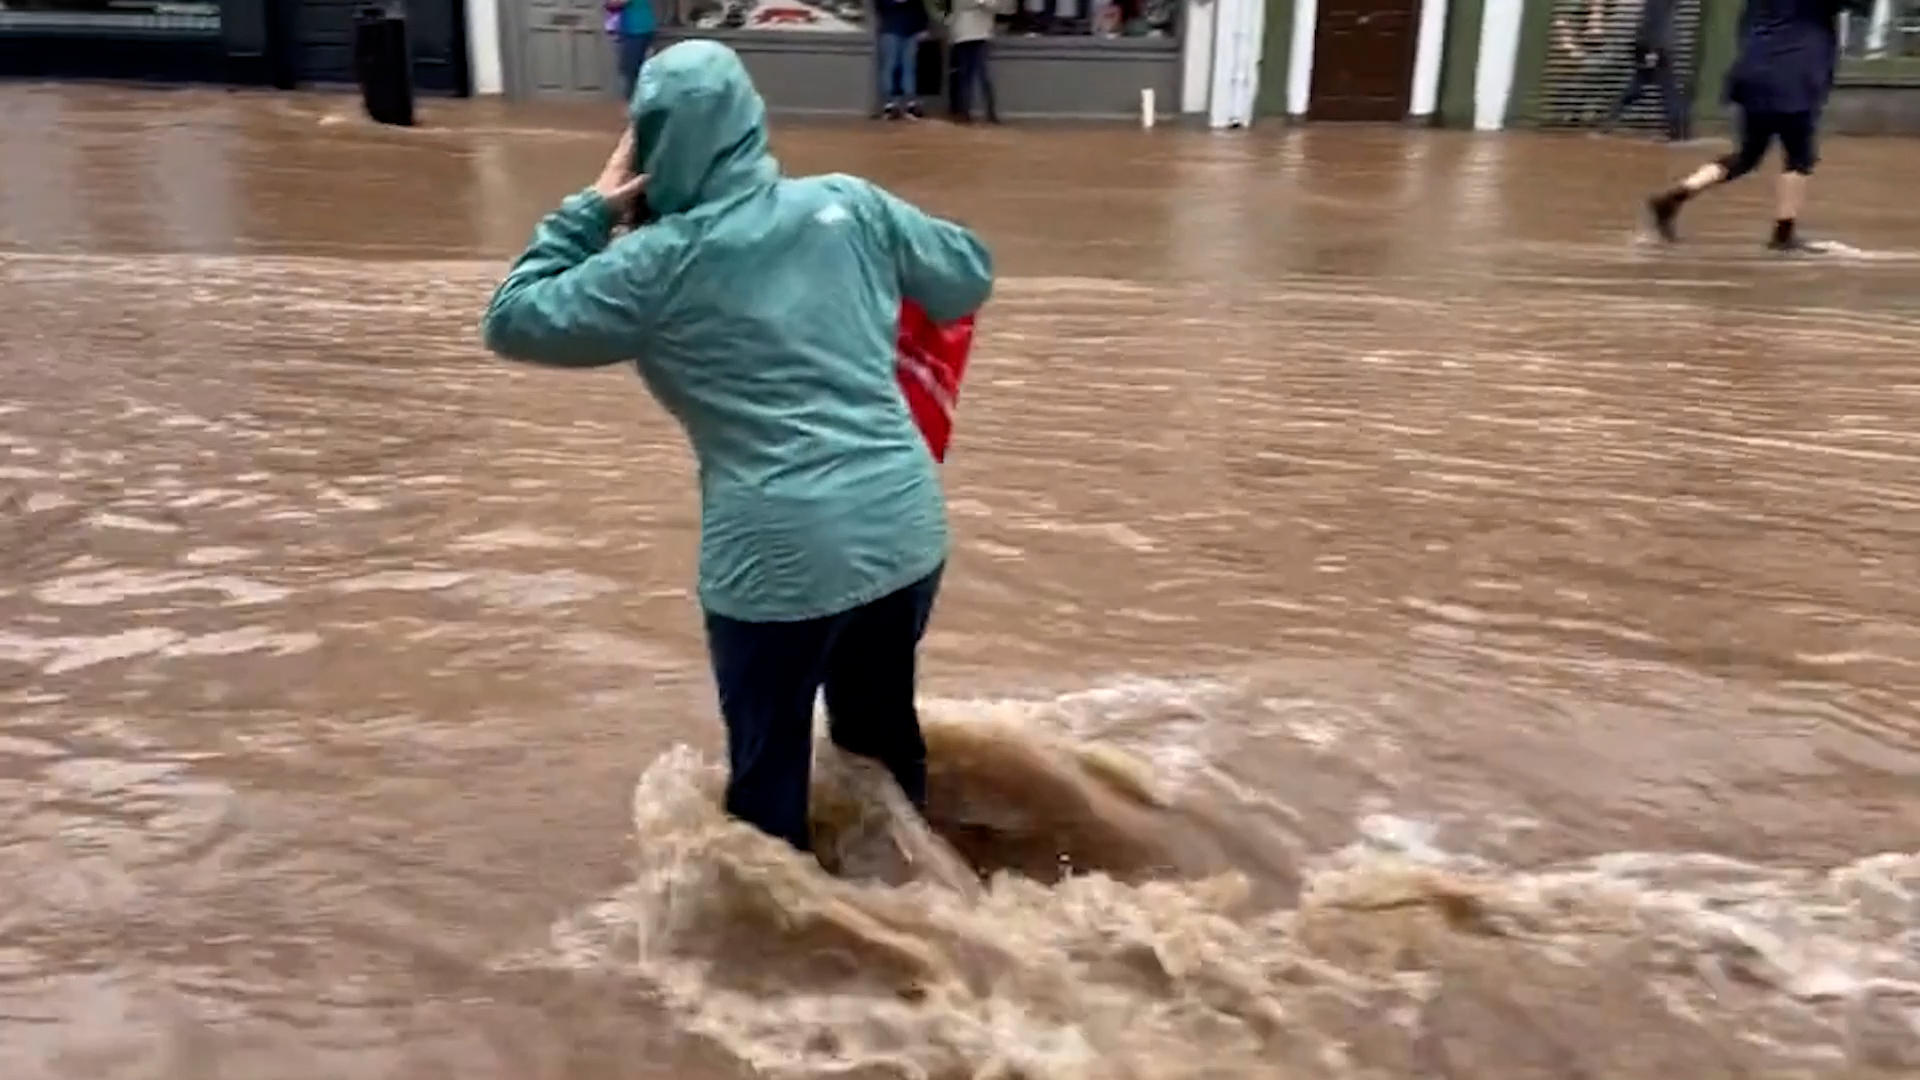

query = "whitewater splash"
[{"left": 501, "top": 686, "right": 1920, "bottom": 1079}]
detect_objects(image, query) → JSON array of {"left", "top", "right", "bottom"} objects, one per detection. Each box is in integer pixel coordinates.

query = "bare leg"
[
  {"left": 1680, "top": 161, "right": 1729, "bottom": 194},
  {"left": 1775, "top": 170, "right": 1806, "bottom": 221},
  {"left": 1645, "top": 161, "right": 1726, "bottom": 242},
  {"left": 1768, "top": 112, "right": 1819, "bottom": 250},
  {"left": 1646, "top": 108, "right": 1774, "bottom": 243},
  {"left": 1769, "top": 171, "right": 1810, "bottom": 249}
]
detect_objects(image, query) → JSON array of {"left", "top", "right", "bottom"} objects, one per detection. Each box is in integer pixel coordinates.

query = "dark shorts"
[
  {"left": 703, "top": 566, "right": 943, "bottom": 852},
  {"left": 1726, "top": 108, "right": 1818, "bottom": 177}
]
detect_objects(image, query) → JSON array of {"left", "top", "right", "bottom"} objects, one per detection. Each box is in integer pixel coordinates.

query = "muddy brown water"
[{"left": 2, "top": 84, "right": 1919, "bottom": 1080}]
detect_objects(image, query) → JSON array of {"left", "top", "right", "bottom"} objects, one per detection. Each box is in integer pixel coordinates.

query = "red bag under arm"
[{"left": 895, "top": 300, "right": 976, "bottom": 463}]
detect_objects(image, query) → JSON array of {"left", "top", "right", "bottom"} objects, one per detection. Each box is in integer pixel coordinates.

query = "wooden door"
[
  {"left": 1307, "top": 0, "right": 1422, "bottom": 121},
  {"left": 517, "top": 0, "right": 617, "bottom": 97}
]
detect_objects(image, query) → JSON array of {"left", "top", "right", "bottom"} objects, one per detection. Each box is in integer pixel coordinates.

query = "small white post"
[{"left": 1141, "top": 88, "right": 1156, "bottom": 129}]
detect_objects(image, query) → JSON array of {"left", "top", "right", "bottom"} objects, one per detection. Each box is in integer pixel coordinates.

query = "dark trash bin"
[{"left": 354, "top": 3, "right": 416, "bottom": 127}]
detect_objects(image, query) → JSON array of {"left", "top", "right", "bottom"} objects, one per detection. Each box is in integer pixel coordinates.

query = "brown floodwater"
[{"left": 2, "top": 83, "right": 1919, "bottom": 1080}]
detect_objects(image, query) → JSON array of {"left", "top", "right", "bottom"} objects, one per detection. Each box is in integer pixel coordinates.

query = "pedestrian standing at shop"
[
  {"left": 1645, "top": 0, "right": 1858, "bottom": 252},
  {"left": 1601, "top": 0, "right": 1690, "bottom": 140},
  {"left": 877, "top": 0, "right": 931, "bottom": 119},
  {"left": 947, "top": 0, "right": 1005, "bottom": 122},
  {"left": 605, "top": 0, "right": 656, "bottom": 102}
]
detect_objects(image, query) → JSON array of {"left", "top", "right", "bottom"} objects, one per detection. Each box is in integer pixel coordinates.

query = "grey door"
[{"left": 512, "top": 0, "right": 618, "bottom": 96}]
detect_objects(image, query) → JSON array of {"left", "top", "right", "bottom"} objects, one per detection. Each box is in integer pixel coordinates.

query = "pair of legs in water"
[
  {"left": 705, "top": 567, "right": 943, "bottom": 853},
  {"left": 1646, "top": 108, "right": 1819, "bottom": 252}
]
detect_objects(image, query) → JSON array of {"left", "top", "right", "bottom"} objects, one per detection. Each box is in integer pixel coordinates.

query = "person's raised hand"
[{"left": 593, "top": 126, "right": 647, "bottom": 222}]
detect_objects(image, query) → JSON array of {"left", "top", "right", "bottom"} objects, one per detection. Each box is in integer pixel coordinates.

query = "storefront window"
[
  {"left": 1001, "top": 0, "right": 1178, "bottom": 38},
  {"left": 0, "top": 0, "right": 220, "bottom": 36},
  {"left": 663, "top": 0, "right": 867, "bottom": 32},
  {"left": 1841, "top": 0, "right": 1920, "bottom": 73},
  {"left": 658, "top": 0, "right": 1178, "bottom": 36}
]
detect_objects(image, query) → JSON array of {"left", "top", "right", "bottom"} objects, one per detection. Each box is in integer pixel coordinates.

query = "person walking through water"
[
  {"left": 1601, "top": 0, "right": 1689, "bottom": 141},
  {"left": 1644, "top": 0, "right": 1852, "bottom": 251},
  {"left": 876, "top": 0, "right": 931, "bottom": 119},
  {"left": 604, "top": 0, "right": 655, "bottom": 102},
  {"left": 481, "top": 40, "right": 994, "bottom": 854}
]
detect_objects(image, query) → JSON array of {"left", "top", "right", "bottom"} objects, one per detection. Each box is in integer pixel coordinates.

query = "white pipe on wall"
[
  {"left": 468, "top": 0, "right": 504, "bottom": 95},
  {"left": 1472, "top": 0, "right": 1523, "bottom": 129},
  {"left": 1285, "top": 0, "right": 1316, "bottom": 116},
  {"left": 1408, "top": 0, "right": 1448, "bottom": 116}
]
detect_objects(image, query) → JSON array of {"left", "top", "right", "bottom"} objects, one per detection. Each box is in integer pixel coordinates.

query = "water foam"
[{"left": 496, "top": 685, "right": 1920, "bottom": 1079}]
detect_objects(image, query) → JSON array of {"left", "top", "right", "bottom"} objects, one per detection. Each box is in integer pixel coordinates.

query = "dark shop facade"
[{"left": 0, "top": 0, "right": 472, "bottom": 93}]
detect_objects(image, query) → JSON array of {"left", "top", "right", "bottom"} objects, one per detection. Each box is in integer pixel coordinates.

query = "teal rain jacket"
[{"left": 482, "top": 40, "right": 995, "bottom": 623}]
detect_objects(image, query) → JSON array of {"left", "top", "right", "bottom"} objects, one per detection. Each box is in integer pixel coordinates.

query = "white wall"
[
  {"left": 469, "top": 0, "right": 504, "bottom": 95},
  {"left": 1284, "top": 0, "right": 1315, "bottom": 114},
  {"left": 1208, "top": 0, "right": 1265, "bottom": 126},
  {"left": 1473, "top": 0, "right": 1523, "bottom": 129},
  {"left": 1182, "top": 0, "right": 1218, "bottom": 113},
  {"left": 1408, "top": 0, "right": 1447, "bottom": 117}
]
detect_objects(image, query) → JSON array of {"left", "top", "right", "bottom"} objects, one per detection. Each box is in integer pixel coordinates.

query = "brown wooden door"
[{"left": 1307, "top": 0, "right": 1422, "bottom": 121}]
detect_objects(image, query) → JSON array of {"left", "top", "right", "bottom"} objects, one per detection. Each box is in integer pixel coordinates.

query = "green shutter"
[{"left": 1522, "top": 0, "right": 1704, "bottom": 130}]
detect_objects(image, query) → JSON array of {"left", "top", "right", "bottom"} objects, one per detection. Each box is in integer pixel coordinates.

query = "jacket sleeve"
[
  {"left": 864, "top": 182, "right": 995, "bottom": 324},
  {"left": 481, "top": 189, "right": 666, "bottom": 369}
]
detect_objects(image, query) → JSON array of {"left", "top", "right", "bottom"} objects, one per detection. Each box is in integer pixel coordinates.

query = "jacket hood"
[{"left": 628, "top": 40, "right": 779, "bottom": 217}]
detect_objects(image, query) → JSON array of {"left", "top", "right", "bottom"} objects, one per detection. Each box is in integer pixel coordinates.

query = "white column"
[
  {"left": 1234, "top": 0, "right": 1267, "bottom": 123},
  {"left": 1472, "top": 0, "right": 1523, "bottom": 130},
  {"left": 1408, "top": 0, "right": 1448, "bottom": 117},
  {"left": 1182, "top": 0, "right": 1218, "bottom": 113},
  {"left": 1285, "top": 0, "right": 1316, "bottom": 116},
  {"left": 1208, "top": 0, "right": 1267, "bottom": 127},
  {"left": 468, "top": 0, "right": 505, "bottom": 95}
]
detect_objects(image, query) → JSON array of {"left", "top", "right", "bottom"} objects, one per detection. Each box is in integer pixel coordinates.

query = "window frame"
[{"left": 1838, "top": 0, "right": 1920, "bottom": 83}]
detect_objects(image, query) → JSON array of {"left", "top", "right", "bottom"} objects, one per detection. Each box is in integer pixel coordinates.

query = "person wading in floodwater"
[
  {"left": 480, "top": 40, "right": 994, "bottom": 854},
  {"left": 1600, "top": 0, "right": 1689, "bottom": 141},
  {"left": 1644, "top": 0, "right": 1861, "bottom": 251}
]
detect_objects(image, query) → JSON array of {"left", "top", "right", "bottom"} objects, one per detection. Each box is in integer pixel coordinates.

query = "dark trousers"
[
  {"left": 1606, "top": 46, "right": 1688, "bottom": 140},
  {"left": 616, "top": 31, "right": 653, "bottom": 103},
  {"left": 1721, "top": 107, "right": 1818, "bottom": 178},
  {"left": 949, "top": 38, "right": 998, "bottom": 121},
  {"left": 703, "top": 566, "right": 943, "bottom": 852}
]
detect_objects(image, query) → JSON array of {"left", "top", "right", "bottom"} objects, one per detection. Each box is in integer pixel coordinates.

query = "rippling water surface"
[{"left": 3, "top": 85, "right": 1920, "bottom": 1079}]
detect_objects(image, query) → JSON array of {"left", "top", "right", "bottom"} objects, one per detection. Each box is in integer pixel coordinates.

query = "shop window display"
[
  {"left": 659, "top": 0, "right": 1176, "bottom": 36},
  {"left": 665, "top": 0, "right": 868, "bottom": 32},
  {"left": 1003, "top": 0, "right": 1177, "bottom": 38}
]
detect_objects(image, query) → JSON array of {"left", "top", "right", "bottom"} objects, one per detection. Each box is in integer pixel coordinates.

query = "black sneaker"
[
  {"left": 1646, "top": 192, "right": 1682, "bottom": 243},
  {"left": 904, "top": 100, "right": 924, "bottom": 120},
  {"left": 882, "top": 102, "right": 901, "bottom": 120},
  {"left": 1767, "top": 235, "right": 1825, "bottom": 254}
]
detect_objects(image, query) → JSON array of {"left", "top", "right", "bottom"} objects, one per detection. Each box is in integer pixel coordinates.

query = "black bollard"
[{"left": 353, "top": 3, "right": 416, "bottom": 127}]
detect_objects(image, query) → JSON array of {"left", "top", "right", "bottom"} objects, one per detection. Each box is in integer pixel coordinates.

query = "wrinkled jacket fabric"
[
  {"left": 482, "top": 40, "right": 994, "bottom": 622},
  {"left": 1725, "top": 0, "right": 1842, "bottom": 115}
]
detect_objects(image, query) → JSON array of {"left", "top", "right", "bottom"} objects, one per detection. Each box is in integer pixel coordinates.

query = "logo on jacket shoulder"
[{"left": 814, "top": 202, "right": 850, "bottom": 226}]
